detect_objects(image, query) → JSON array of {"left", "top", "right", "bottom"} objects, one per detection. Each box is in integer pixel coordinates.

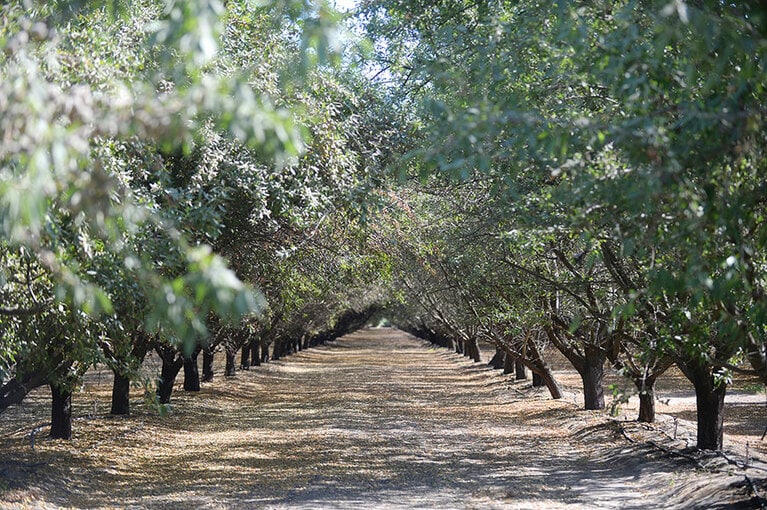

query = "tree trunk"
[
  {"left": 488, "top": 347, "right": 505, "bottom": 369},
  {"left": 157, "top": 355, "right": 183, "bottom": 405},
  {"left": 0, "top": 370, "right": 48, "bottom": 412},
  {"left": 746, "top": 337, "right": 767, "bottom": 387},
  {"left": 261, "top": 341, "right": 270, "bottom": 363},
  {"left": 696, "top": 382, "right": 727, "bottom": 451},
  {"left": 515, "top": 359, "right": 527, "bottom": 380},
  {"left": 533, "top": 366, "right": 564, "bottom": 399},
  {"left": 526, "top": 340, "right": 563, "bottom": 399},
  {"left": 466, "top": 337, "right": 481, "bottom": 362},
  {"left": 225, "top": 350, "right": 237, "bottom": 377},
  {"left": 272, "top": 340, "right": 281, "bottom": 361},
  {"left": 183, "top": 352, "right": 201, "bottom": 392},
  {"left": 532, "top": 371, "right": 544, "bottom": 387},
  {"left": 240, "top": 343, "right": 250, "bottom": 369},
  {"left": 202, "top": 349, "right": 214, "bottom": 382},
  {"left": 50, "top": 384, "right": 72, "bottom": 440},
  {"left": 251, "top": 339, "right": 261, "bottom": 366},
  {"left": 110, "top": 371, "right": 131, "bottom": 415},
  {"left": 503, "top": 352, "right": 515, "bottom": 375},
  {"left": 638, "top": 387, "right": 656, "bottom": 423},
  {"left": 681, "top": 361, "right": 727, "bottom": 450},
  {"left": 108, "top": 332, "right": 151, "bottom": 415},
  {"left": 579, "top": 346, "right": 605, "bottom": 410}
]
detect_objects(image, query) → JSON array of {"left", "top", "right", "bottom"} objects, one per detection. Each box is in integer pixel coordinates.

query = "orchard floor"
[{"left": 2, "top": 328, "right": 767, "bottom": 509}]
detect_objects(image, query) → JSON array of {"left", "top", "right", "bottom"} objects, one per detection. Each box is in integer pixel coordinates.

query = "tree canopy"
[{"left": 1, "top": 0, "right": 767, "bottom": 451}]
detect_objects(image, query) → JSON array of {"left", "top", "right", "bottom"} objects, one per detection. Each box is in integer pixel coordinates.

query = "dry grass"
[{"left": 1, "top": 328, "right": 766, "bottom": 509}]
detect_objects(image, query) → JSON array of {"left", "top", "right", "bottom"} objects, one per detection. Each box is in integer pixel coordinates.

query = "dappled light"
[
  {"left": 2, "top": 329, "right": 765, "bottom": 508},
  {"left": 3, "top": 0, "right": 767, "bottom": 507}
]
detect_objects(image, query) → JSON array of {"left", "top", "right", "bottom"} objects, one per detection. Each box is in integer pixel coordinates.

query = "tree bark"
[
  {"left": 579, "top": 346, "right": 606, "bottom": 410},
  {"left": 679, "top": 360, "right": 727, "bottom": 450},
  {"left": 251, "top": 338, "right": 261, "bottom": 366},
  {"left": 638, "top": 387, "right": 656, "bottom": 423},
  {"left": 261, "top": 341, "right": 270, "bottom": 363},
  {"left": 157, "top": 354, "right": 183, "bottom": 405},
  {"left": 110, "top": 371, "right": 131, "bottom": 415},
  {"left": 240, "top": 343, "right": 250, "bottom": 370},
  {"left": 50, "top": 384, "right": 72, "bottom": 440},
  {"left": 525, "top": 340, "right": 563, "bottom": 399},
  {"left": 0, "top": 370, "right": 48, "bottom": 412},
  {"left": 695, "top": 382, "right": 727, "bottom": 451},
  {"left": 225, "top": 350, "right": 237, "bottom": 377},
  {"left": 183, "top": 352, "right": 201, "bottom": 391},
  {"left": 466, "top": 337, "right": 481, "bottom": 362},
  {"left": 202, "top": 349, "right": 214, "bottom": 382},
  {"left": 488, "top": 347, "right": 505, "bottom": 369},
  {"left": 515, "top": 359, "right": 527, "bottom": 380},
  {"left": 503, "top": 352, "right": 515, "bottom": 375}
]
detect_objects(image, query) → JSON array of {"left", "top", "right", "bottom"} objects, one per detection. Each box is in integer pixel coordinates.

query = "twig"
[
  {"left": 617, "top": 422, "right": 636, "bottom": 444},
  {"left": 745, "top": 475, "right": 767, "bottom": 509},
  {"left": 715, "top": 451, "right": 767, "bottom": 474},
  {"left": 29, "top": 422, "right": 50, "bottom": 451},
  {"left": 647, "top": 440, "right": 709, "bottom": 471}
]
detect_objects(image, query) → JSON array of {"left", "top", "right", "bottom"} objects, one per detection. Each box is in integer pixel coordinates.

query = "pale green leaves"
[
  {"left": 149, "top": 0, "right": 225, "bottom": 72},
  {"left": 147, "top": 245, "right": 265, "bottom": 350}
]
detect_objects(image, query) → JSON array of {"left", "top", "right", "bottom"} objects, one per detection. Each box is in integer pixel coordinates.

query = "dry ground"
[{"left": 2, "top": 328, "right": 767, "bottom": 509}]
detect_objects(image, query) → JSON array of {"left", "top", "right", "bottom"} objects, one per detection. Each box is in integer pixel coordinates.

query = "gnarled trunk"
[
  {"left": 50, "top": 384, "right": 72, "bottom": 440},
  {"left": 108, "top": 332, "right": 151, "bottom": 416},
  {"left": 631, "top": 372, "right": 663, "bottom": 423},
  {"left": 579, "top": 346, "right": 606, "bottom": 410},
  {"left": 202, "top": 349, "right": 214, "bottom": 382},
  {"left": 157, "top": 354, "right": 183, "bottom": 405},
  {"left": 1, "top": 370, "right": 48, "bottom": 412},
  {"left": 183, "top": 352, "right": 201, "bottom": 391},
  {"left": 525, "top": 340, "right": 563, "bottom": 399},
  {"left": 515, "top": 359, "right": 527, "bottom": 380},
  {"left": 226, "top": 350, "right": 237, "bottom": 377},
  {"left": 695, "top": 382, "right": 727, "bottom": 450},
  {"left": 488, "top": 347, "right": 505, "bottom": 369},
  {"left": 240, "top": 343, "right": 250, "bottom": 370},
  {"left": 638, "top": 387, "right": 655, "bottom": 423},
  {"left": 503, "top": 352, "right": 515, "bottom": 375},
  {"left": 679, "top": 360, "right": 727, "bottom": 450},
  {"left": 465, "top": 337, "right": 481, "bottom": 362},
  {"left": 110, "top": 371, "right": 131, "bottom": 415},
  {"left": 260, "top": 341, "right": 270, "bottom": 363},
  {"left": 251, "top": 339, "right": 261, "bottom": 366}
]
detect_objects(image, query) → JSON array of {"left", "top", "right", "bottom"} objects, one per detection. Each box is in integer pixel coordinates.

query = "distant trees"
[
  {"left": 364, "top": 0, "right": 767, "bottom": 450},
  {"left": 3, "top": 0, "right": 766, "bottom": 455},
  {"left": 0, "top": 0, "right": 394, "bottom": 437}
]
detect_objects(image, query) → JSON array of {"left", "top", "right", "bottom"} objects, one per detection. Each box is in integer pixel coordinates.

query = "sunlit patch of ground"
[{"left": 1, "top": 328, "right": 766, "bottom": 508}]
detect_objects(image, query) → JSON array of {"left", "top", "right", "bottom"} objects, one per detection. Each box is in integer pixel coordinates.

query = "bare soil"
[{"left": 2, "top": 327, "right": 767, "bottom": 509}]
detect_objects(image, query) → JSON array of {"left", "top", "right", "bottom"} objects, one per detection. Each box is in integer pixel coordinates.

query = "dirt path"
[{"left": 0, "top": 328, "right": 764, "bottom": 508}]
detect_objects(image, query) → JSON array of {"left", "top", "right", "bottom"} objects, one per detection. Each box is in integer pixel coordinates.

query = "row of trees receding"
[
  {"left": 3, "top": 0, "right": 767, "bottom": 455},
  {"left": 0, "top": 0, "right": 395, "bottom": 439},
  {"left": 362, "top": 0, "right": 767, "bottom": 452}
]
